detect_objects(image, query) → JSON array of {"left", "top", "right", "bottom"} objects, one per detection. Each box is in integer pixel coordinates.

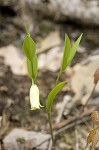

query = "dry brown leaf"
[
  {"left": 87, "top": 128, "right": 99, "bottom": 149},
  {"left": 91, "top": 111, "right": 99, "bottom": 128},
  {"left": 94, "top": 68, "right": 99, "bottom": 84},
  {"left": 87, "top": 128, "right": 97, "bottom": 146},
  {"left": 92, "top": 129, "right": 99, "bottom": 150}
]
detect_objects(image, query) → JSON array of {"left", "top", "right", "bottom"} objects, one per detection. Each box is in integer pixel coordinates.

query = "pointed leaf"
[
  {"left": 46, "top": 81, "right": 66, "bottom": 113},
  {"left": 67, "top": 33, "right": 82, "bottom": 66},
  {"left": 27, "top": 54, "right": 38, "bottom": 81},
  {"left": 61, "top": 34, "right": 71, "bottom": 71},
  {"left": 23, "top": 33, "right": 36, "bottom": 61}
]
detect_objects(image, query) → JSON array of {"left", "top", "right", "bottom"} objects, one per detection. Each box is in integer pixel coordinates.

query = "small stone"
[
  {"left": 3, "top": 128, "right": 50, "bottom": 150},
  {"left": 0, "top": 45, "right": 27, "bottom": 75},
  {"left": 71, "top": 60, "right": 99, "bottom": 94},
  {"left": 71, "top": 59, "right": 99, "bottom": 104},
  {"left": 37, "top": 31, "right": 62, "bottom": 54},
  {"left": 38, "top": 46, "right": 62, "bottom": 72}
]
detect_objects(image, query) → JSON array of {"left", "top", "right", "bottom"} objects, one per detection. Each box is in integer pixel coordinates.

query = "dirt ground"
[{"left": 0, "top": 9, "right": 99, "bottom": 149}]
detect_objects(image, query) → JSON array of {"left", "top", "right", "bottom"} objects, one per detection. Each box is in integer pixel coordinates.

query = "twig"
[
  {"left": 56, "top": 95, "right": 71, "bottom": 123},
  {"left": 32, "top": 105, "right": 98, "bottom": 150},
  {"left": 54, "top": 117, "right": 89, "bottom": 136},
  {"left": 75, "top": 129, "right": 79, "bottom": 150},
  {"left": 80, "top": 82, "right": 97, "bottom": 114},
  {"left": 37, "top": 44, "right": 61, "bottom": 55},
  {"left": 32, "top": 116, "right": 90, "bottom": 150},
  {"left": 32, "top": 136, "right": 50, "bottom": 150},
  {"left": 84, "top": 83, "right": 97, "bottom": 107},
  {"left": 53, "top": 106, "right": 97, "bottom": 130}
]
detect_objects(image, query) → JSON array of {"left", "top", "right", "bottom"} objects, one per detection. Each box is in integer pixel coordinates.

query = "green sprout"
[{"left": 23, "top": 25, "right": 82, "bottom": 147}]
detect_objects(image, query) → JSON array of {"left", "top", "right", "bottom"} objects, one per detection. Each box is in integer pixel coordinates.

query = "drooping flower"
[{"left": 30, "top": 84, "right": 42, "bottom": 110}]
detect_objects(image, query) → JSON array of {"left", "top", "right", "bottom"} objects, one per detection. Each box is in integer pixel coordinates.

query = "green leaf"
[
  {"left": 61, "top": 34, "right": 71, "bottom": 72},
  {"left": 27, "top": 54, "right": 38, "bottom": 81},
  {"left": 67, "top": 33, "right": 83, "bottom": 66},
  {"left": 46, "top": 81, "right": 66, "bottom": 113},
  {"left": 23, "top": 32, "right": 36, "bottom": 61}
]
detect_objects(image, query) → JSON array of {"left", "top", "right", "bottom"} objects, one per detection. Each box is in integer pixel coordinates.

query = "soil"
[{"left": 0, "top": 11, "right": 99, "bottom": 149}]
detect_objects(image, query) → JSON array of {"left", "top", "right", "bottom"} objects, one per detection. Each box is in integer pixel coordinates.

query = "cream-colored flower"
[{"left": 30, "top": 84, "right": 42, "bottom": 110}]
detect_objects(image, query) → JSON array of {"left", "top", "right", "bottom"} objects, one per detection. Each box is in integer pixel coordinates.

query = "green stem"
[
  {"left": 48, "top": 112, "right": 54, "bottom": 145},
  {"left": 31, "top": 61, "right": 34, "bottom": 85},
  {"left": 32, "top": 79, "right": 34, "bottom": 85},
  {"left": 55, "top": 70, "right": 62, "bottom": 86}
]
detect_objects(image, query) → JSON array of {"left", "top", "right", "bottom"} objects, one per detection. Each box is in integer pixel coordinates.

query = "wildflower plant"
[{"left": 23, "top": 25, "right": 82, "bottom": 146}]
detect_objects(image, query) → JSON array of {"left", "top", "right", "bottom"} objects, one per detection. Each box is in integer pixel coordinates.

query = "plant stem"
[
  {"left": 48, "top": 112, "right": 54, "bottom": 145},
  {"left": 55, "top": 70, "right": 62, "bottom": 85},
  {"left": 32, "top": 79, "right": 34, "bottom": 85}
]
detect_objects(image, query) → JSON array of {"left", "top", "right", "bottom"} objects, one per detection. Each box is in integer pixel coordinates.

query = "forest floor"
[{"left": 0, "top": 16, "right": 99, "bottom": 150}]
